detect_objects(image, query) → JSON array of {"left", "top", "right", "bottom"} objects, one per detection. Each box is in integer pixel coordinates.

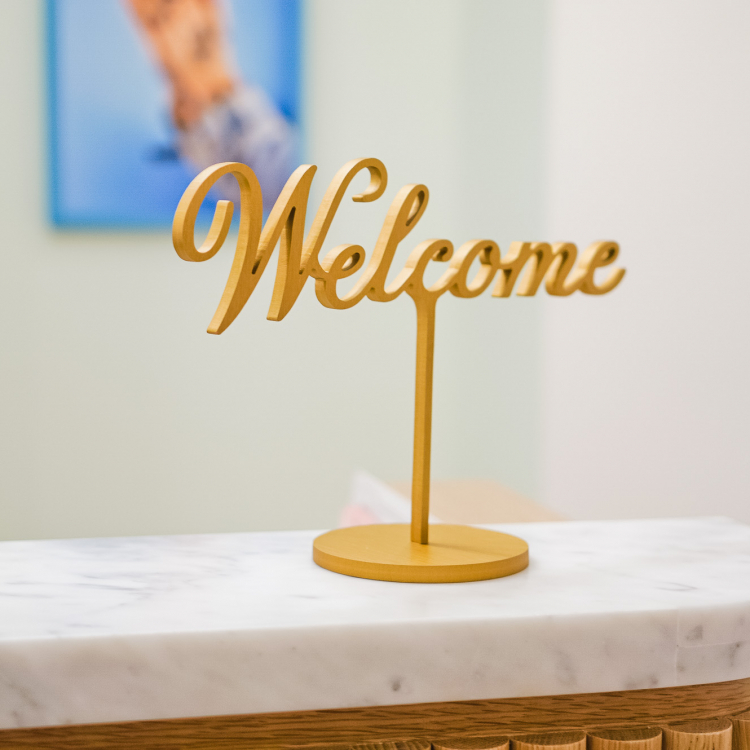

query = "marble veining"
[{"left": 1, "top": 517, "right": 749, "bottom": 729}]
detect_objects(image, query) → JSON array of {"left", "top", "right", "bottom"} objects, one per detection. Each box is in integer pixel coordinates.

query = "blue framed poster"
[{"left": 47, "top": 0, "right": 301, "bottom": 228}]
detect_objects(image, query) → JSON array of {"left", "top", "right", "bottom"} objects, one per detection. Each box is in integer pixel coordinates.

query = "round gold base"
[{"left": 313, "top": 524, "right": 529, "bottom": 583}]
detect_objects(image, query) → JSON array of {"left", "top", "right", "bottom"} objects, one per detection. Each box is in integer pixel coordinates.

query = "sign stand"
[
  {"left": 312, "top": 275, "right": 529, "bottom": 583},
  {"left": 172, "top": 157, "right": 625, "bottom": 583}
]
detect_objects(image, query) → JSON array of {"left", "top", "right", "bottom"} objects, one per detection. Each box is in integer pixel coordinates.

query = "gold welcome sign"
[{"left": 173, "top": 158, "right": 625, "bottom": 583}]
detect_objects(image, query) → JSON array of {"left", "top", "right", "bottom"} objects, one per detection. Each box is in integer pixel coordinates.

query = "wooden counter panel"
[{"left": 1, "top": 677, "right": 749, "bottom": 750}]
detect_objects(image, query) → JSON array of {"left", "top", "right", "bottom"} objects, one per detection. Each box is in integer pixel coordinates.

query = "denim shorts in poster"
[{"left": 47, "top": 0, "right": 301, "bottom": 228}]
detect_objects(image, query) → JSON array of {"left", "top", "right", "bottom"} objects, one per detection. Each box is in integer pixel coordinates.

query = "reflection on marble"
[{"left": 1, "top": 517, "right": 749, "bottom": 728}]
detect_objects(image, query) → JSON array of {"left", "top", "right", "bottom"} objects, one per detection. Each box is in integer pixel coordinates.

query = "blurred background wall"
[
  {"left": 2, "top": 0, "right": 749, "bottom": 541},
  {"left": 0, "top": 0, "right": 546, "bottom": 539},
  {"left": 541, "top": 0, "right": 750, "bottom": 524}
]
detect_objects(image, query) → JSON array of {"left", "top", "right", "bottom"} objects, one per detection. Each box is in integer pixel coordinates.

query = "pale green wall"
[{"left": 0, "top": 0, "right": 547, "bottom": 540}]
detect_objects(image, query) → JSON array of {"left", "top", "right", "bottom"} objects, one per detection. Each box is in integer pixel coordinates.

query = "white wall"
[
  {"left": 5, "top": 0, "right": 746, "bottom": 538},
  {"left": 0, "top": 0, "right": 547, "bottom": 540},
  {"left": 542, "top": 0, "right": 750, "bottom": 522}
]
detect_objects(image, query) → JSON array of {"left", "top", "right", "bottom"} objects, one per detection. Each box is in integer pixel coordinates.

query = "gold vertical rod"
[{"left": 411, "top": 300, "right": 436, "bottom": 544}]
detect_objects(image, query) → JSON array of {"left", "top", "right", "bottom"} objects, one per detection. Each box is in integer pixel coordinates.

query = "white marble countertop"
[{"left": 1, "top": 517, "right": 750, "bottom": 729}]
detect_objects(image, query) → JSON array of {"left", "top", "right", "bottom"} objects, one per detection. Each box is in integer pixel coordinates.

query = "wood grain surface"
[
  {"left": 663, "top": 720, "right": 733, "bottom": 750},
  {"left": 732, "top": 710, "right": 750, "bottom": 750},
  {"left": 511, "top": 731, "right": 586, "bottom": 750},
  {"left": 432, "top": 735, "right": 510, "bottom": 750},
  {"left": 1, "top": 678, "right": 748, "bottom": 750},
  {"left": 350, "top": 742, "right": 430, "bottom": 750},
  {"left": 588, "top": 726, "right": 662, "bottom": 750}
]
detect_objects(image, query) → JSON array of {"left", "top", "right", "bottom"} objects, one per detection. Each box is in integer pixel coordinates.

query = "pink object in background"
[
  {"left": 339, "top": 504, "right": 380, "bottom": 528},
  {"left": 337, "top": 472, "right": 439, "bottom": 527}
]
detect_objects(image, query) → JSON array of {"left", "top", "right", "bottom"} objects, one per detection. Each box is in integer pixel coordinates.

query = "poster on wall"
[{"left": 47, "top": 0, "right": 301, "bottom": 228}]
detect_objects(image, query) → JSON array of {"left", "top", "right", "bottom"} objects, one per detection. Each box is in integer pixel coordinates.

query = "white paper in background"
[{"left": 340, "top": 471, "right": 442, "bottom": 527}]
